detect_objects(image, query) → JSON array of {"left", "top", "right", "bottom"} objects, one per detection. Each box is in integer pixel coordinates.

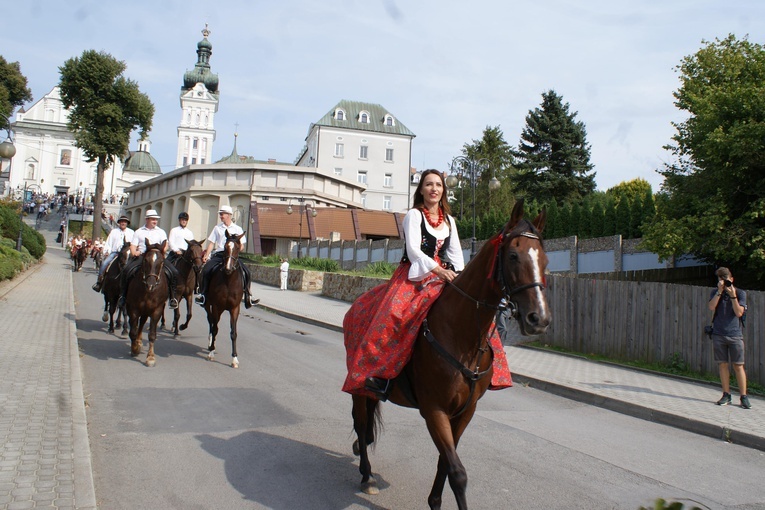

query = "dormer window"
[
  {"left": 384, "top": 114, "right": 395, "bottom": 127},
  {"left": 335, "top": 109, "right": 346, "bottom": 121},
  {"left": 359, "top": 111, "right": 370, "bottom": 124}
]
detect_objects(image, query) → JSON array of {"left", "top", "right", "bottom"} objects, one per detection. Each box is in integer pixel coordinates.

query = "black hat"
[
  {"left": 178, "top": 212, "right": 189, "bottom": 220},
  {"left": 117, "top": 215, "right": 130, "bottom": 223}
]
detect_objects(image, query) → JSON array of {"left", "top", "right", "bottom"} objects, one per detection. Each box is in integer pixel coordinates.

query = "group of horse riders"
[{"left": 91, "top": 205, "right": 257, "bottom": 310}]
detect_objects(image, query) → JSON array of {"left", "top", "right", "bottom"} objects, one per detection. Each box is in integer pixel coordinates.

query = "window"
[
  {"left": 384, "top": 173, "right": 392, "bottom": 187},
  {"left": 334, "top": 167, "right": 342, "bottom": 176},
  {"left": 384, "top": 115, "right": 394, "bottom": 126},
  {"left": 193, "top": 139, "right": 198, "bottom": 149},
  {"left": 26, "top": 164, "right": 35, "bottom": 179},
  {"left": 183, "top": 157, "right": 188, "bottom": 166},
  {"left": 200, "top": 158, "right": 205, "bottom": 164},
  {"left": 334, "top": 143, "right": 344, "bottom": 157},
  {"left": 385, "top": 148, "right": 394, "bottom": 162},
  {"left": 335, "top": 109, "right": 345, "bottom": 121},
  {"left": 359, "top": 146, "right": 368, "bottom": 159},
  {"left": 357, "top": 171, "right": 367, "bottom": 184},
  {"left": 361, "top": 194, "right": 367, "bottom": 208},
  {"left": 261, "top": 196, "right": 270, "bottom": 200},
  {"left": 383, "top": 196, "right": 391, "bottom": 210},
  {"left": 191, "top": 157, "right": 196, "bottom": 164},
  {"left": 360, "top": 112, "right": 369, "bottom": 123}
]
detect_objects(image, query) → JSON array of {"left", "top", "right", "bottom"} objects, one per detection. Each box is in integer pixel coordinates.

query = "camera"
[{"left": 724, "top": 280, "right": 733, "bottom": 287}]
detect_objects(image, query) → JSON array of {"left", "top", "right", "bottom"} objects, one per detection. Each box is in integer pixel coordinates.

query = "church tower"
[{"left": 176, "top": 24, "right": 219, "bottom": 168}]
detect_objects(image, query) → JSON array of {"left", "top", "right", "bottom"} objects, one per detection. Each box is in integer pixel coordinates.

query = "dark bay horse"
[
  {"left": 349, "top": 200, "right": 550, "bottom": 510},
  {"left": 204, "top": 231, "right": 244, "bottom": 368},
  {"left": 72, "top": 244, "right": 88, "bottom": 272},
  {"left": 101, "top": 242, "right": 131, "bottom": 336},
  {"left": 170, "top": 239, "right": 205, "bottom": 337},
  {"left": 126, "top": 240, "right": 169, "bottom": 367}
]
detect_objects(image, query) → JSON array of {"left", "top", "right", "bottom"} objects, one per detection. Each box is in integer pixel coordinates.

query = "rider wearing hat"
[
  {"left": 194, "top": 205, "right": 258, "bottom": 308},
  {"left": 117, "top": 210, "right": 180, "bottom": 310},
  {"left": 167, "top": 211, "right": 195, "bottom": 266},
  {"left": 92, "top": 215, "right": 134, "bottom": 292}
]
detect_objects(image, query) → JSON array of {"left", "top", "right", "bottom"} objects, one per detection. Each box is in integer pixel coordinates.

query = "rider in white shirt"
[
  {"left": 92, "top": 216, "right": 134, "bottom": 292},
  {"left": 118, "top": 210, "right": 180, "bottom": 309},
  {"left": 167, "top": 212, "right": 194, "bottom": 265},
  {"left": 195, "top": 205, "right": 257, "bottom": 308}
]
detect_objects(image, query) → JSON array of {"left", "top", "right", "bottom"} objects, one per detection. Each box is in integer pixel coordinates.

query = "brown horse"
[
  {"left": 349, "top": 200, "right": 550, "bottom": 510},
  {"left": 126, "top": 240, "right": 169, "bottom": 367},
  {"left": 169, "top": 239, "right": 205, "bottom": 337},
  {"left": 204, "top": 231, "right": 244, "bottom": 368},
  {"left": 100, "top": 242, "right": 131, "bottom": 336},
  {"left": 72, "top": 244, "right": 88, "bottom": 272}
]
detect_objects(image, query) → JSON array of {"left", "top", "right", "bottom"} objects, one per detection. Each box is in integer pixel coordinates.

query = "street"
[{"left": 72, "top": 263, "right": 765, "bottom": 510}]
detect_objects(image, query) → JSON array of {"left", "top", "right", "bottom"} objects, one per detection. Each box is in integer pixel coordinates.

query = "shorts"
[{"left": 712, "top": 335, "right": 745, "bottom": 364}]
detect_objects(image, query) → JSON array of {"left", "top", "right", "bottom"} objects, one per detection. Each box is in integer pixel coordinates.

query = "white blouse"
[{"left": 403, "top": 208, "right": 465, "bottom": 281}]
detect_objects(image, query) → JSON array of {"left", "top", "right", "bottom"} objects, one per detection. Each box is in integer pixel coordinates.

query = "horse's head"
[
  {"left": 495, "top": 200, "right": 551, "bottom": 336},
  {"left": 222, "top": 231, "right": 244, "bottom": 275},
  {"left": 118, "top": 241, "right": 132, "bottom": 268},
  {"left": 185, "top": 239, "right": 206, "bottom": 276},
  {"left": 141, "top": 240, "right": 167, "bottom": 292}
]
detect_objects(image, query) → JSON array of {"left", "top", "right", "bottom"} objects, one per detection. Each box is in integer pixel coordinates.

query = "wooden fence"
[{"left": 539, "top": 275, "right": 764, "bottom": 386}]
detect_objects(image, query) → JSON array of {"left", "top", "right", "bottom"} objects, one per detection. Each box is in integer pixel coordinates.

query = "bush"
[
  {"left": 362, "top": 261, "right": 396, "bottom": 277},
  {"left": 291, "top": 256, "right": 340, "bottom": 272},
  {"left": 0, "top": 204, "right": 46, "bottom": 259},
  {"left": 0, "top": 237, "right": 35, "bottom": 280}
]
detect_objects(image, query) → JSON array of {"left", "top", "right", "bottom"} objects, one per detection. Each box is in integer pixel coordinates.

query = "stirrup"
[
  {"left": 195, "top": 295, "right": 205, "bottom": 305},
  {"left": 169, "top": 298, "right": 179, "bottom": 310},
  {"left": 364, "top": 377, "right": 392, "bottom": 401}
]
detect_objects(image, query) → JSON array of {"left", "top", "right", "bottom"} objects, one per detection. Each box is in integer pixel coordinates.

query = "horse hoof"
[
  {"left": 361, "top": 477, "right": 379, "bottom": 495},
  {"left": 102, "top": 312, "right": 109, "bottom": 322},
  {"left": 146, "top": 358, "right": 155, "bottom": 367},
  {"left": 108, "top": 328, "right": 114, "bottom": 334},
  {"left": 207, "top": 352, "right": 215, "bottom": 361},
  {"left": 231, "top": 359, "right": 239, "bottom": 369},
  {"left": 179, "top": 324, "right": 188, "bottom": 331}
]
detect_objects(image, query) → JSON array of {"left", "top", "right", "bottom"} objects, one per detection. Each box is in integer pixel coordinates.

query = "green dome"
[
  {"left": 123, "top": 150, "right": 161, "bottom": 175},
  {"left": 182, "top": 25, "right": 219, "bottom": 93}
]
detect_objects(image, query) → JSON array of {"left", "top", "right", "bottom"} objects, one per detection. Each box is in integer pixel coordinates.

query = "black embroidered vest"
[{"left": 402, "top": 212, "right": 452, "bottom": 267}]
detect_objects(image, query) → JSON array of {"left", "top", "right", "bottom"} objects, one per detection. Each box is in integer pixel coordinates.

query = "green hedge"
[
  {"left": 0, "top": 237, "right": 34, "bottom": 280},
  {"left": 0, "top": 204, "right": 46, "bottom": 259}
]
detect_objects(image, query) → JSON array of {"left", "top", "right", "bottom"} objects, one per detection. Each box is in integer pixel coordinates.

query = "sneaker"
[
  {"left": 195, "top": 295, "right": 205, "bottom": 305},
  {"left": 741, "top": 395, "right": 752, "bottom": 409},
  {"left": 716, "top": 392, "right": 732, "bottom": 406}
]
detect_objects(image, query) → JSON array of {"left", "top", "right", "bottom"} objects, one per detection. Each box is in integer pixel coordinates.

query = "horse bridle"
[
  {"left": 141, "top": 248, "right": 164, "bottom": 288},
  {"left": 222, "top": 242, "right": 241, "bottom": 272},
  {"left": 181, "top": 247, "right": 204, "bottom": 274},
  {"left": 424, "top": 229, "right": 546, "bottom": 416}
]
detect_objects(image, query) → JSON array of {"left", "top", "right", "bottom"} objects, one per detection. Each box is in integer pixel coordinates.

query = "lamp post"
[
  {"left": 16, "top": 181, "right": 43, "bottom": 251},
  {"left": 0, "top": 113, "right": 16, "bottom": 197},
  {"left": 445, "top": 156, "right": 501, "bottom": 259},
  {"left": 286, "top": 197, "right": 317, "bottom": 258}
]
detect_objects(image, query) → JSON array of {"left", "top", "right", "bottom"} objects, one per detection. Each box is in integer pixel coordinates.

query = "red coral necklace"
[{"left": 421, "top": 207, "right": 444, "bottom": 228}]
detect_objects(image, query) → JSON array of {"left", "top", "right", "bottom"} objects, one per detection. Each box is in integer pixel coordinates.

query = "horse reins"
[
  {"left": 141, "top": 248, "right": 164, "bottom": 288},
  {"left": 425, "top": 228, "right": 546, "bottom": 417}
]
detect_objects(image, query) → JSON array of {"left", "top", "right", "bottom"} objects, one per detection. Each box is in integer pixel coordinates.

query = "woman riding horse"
[{"left": 343, "top": 169, "right": 512, "bottom": 399}]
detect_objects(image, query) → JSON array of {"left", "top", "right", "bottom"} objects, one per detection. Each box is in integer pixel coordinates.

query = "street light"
[
  {"left": 0, "top": 113, "right": 16, "bottom": 196},
  {"left": 16, "top": 181, "right": 43, "bottom": 252},
  {"left": 286, "top": 197, "right": 317, "bottom": 258},
  {"left": 445, "top": 156, "right": 501, "bottom": 259}
]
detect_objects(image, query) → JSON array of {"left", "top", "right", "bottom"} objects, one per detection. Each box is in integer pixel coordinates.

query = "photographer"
[{"left": 708, "top": 267, "right": 750, "bottom": 409}]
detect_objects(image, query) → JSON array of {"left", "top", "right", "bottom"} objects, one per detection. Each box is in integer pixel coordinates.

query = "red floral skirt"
[{"left": 342, "top": 263, "right": 512, "bottom": 396}]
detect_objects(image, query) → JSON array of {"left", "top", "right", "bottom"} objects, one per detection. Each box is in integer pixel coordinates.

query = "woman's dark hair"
[{"left": 412, "top": 169, "right": 452, "bottom": 215}]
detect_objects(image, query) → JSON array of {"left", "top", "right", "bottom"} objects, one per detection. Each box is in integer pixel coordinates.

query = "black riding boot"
[
  {"left": 240, "top": 265, "right": 258, "bottom": 309},
  {"left": 365, "top": 377, "right": 393, "bottom": 401},
  {"left": 164, "top": 265, "right": 179, "bottom": 309},
  {"left": 195, "top": 266, "right": 211, "bottom": 305}
]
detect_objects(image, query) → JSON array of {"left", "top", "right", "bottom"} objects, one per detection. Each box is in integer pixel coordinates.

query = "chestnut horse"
[
  {"left": 126, "top": 240, "right": 169, "bottom": 367},
  {"left": 349, "top": 200, "right": 550, "bottom": 510},
  {"left": 204, "top": 231, "right": 245, "bottom": 368},
  {"left": 72, "top": 244, "right": 88, "bottom": 272},
  {"left": 100, "top": 241, "right": 131, "bottom": 336},
  {"left": 169, "top": 239, "right": 205, "bottom": 337}
]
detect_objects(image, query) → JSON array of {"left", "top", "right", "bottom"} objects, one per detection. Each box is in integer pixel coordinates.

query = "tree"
[
  {"left": 513, "top": 90, "right": 596, "bottom": 204},
  {"left": 590, "top": 201, "right": 605, "bottom": 238},
  {"left": 453, "top": 126, "right": 516, "bottom": 223},
  {"left": 59, "top": 50, "right": 154, "bottom": 241},
  {"left": 0, "top": 56, "right": 32, "bottom": 118},
  {"left": 606, "top": 178, "right": 652, "bottom": 207},
  {"left": 642, "top": 35, "right": 765, "bottom": 277}
]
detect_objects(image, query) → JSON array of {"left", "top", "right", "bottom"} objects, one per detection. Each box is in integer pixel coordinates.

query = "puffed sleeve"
[
  {"left": 404, "top": 209, "right": 438, "bottom": 281},
  {"left": 444, "top": 215, "right": 465, "bottom": 271}
]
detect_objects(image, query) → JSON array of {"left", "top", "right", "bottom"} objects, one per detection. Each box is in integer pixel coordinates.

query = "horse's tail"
[{"left": 371, "top": 399, "right": 383, "bottom": 447}]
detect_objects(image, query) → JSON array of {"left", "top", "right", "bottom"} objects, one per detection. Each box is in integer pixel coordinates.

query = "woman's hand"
[{"left": 433, "top": 266, "right": 457, "bottom": 282}]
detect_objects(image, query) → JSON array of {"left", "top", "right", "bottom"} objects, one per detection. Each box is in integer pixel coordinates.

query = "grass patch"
[{"left": 526, "top": 341, "right": 765, "bottom": 396}]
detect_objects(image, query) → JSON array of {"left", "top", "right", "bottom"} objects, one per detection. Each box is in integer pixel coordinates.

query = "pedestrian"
[
  {"left": 280, "top": 258, "right": 289, "bottom": 290},
  {"left": 709, "top": 267, "right": 751, "bottom": 409}
]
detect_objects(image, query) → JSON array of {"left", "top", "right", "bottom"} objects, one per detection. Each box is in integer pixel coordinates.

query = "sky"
[{"left": 5, "top": 0, "right": 764, "bottom": 192}]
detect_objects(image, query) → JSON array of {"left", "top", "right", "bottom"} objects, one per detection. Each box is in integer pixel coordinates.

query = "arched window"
[
  {"left": 384, "top": 115, "right": 395, "bottom": 126},
  {"left": 359, "top": 111, "right": 369, "bottom": 123},
  {"left": 26, "top": 164, "right": 35, "bottom": 179},
  {"left": 335, "top": 109, "right": 345, "bottom": 121}
]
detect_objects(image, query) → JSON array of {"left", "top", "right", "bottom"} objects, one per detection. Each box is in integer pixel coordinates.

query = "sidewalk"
[
  {"left": 0, "top": 215, "right": 96, "bottom": 509},
  {"left": 251, "top": 281, "right": 765, "bottom": 452}
]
